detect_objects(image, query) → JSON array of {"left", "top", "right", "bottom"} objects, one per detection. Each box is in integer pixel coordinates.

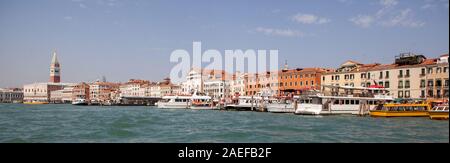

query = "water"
[{"left": 0, "top": 104, "right": 448, "bottom": 143}]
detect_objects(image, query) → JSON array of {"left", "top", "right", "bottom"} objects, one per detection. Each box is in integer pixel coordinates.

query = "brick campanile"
[{"left": 49, "top": 50, "right": 61, "bottom": 83}]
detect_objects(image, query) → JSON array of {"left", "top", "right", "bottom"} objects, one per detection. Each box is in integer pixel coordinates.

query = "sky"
[{"left": 0, "top": 0, "right": 449, "bottom": 87}]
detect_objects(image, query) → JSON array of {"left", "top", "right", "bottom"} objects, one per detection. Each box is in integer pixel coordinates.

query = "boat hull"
[
  {"left": 369, "top": 111, "right": 429, "bottom": 117},
  {"left": 267, "top": 105, "right": 295, "bottom": 113},
  {"left": 429, "top": 111, "right": 449, "bottom": 120},
  {"left": 156, "top": 103, "right": 189, "bottom": 109},
  {"left": 23, "top": 102, "right": 49, "bottom": 105}
]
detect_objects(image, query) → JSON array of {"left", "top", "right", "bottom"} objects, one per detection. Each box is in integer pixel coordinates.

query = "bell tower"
[{"left": 49, "top": 50, "right": 61, "bottom": 83}]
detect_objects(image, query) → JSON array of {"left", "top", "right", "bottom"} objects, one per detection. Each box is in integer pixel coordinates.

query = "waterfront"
[{"left": 0, "top": 104, "right": 448, "bottom": 143}]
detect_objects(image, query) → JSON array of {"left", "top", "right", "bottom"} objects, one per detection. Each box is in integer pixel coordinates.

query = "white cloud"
[
  {"left": 381, "top": 9, "right": 425, "bottom": 28},
  {"left": 291, "top": 13, "right": 330, "bottom": 25},
  {"left": 349, "top": 15, "right": 374, "bottom": 28},
  {"left": 350, "top": 0, "right": 425, "bottom": 28},
  {"left": 255, "top": 27, "right": 304, "bottom": 37},
  {"left": 380, "top": 0, "right": 398, "bottom": 7}
]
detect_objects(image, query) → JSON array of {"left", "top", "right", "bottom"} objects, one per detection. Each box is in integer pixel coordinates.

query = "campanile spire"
[{"left": 49, "top": 50, "right": 61, "bottom": 83}]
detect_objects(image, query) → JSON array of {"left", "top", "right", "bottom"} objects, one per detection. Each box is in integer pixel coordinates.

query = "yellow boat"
[
  {"left": 429, "top": 105, "right": 449, "bottom": 120},
  {"left": 23, "top": 101, "right": 49, "bottom": 105},
  {"left": 370, "top": 102, "right": 431, "bottom": 117}
]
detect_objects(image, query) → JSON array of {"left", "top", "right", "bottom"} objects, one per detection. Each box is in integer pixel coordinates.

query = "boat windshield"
[{"left": 384, "top": 106, "right": 428, "bottom": 111}]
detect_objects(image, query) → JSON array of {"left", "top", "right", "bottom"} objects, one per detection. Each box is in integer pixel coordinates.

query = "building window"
[
  {"left": 361, "top": 73, "right": 366, "bottom": 79},
  {"left": 331, "top": 76, "right": 334, "bottom": 80},
  {"left": 406, "top": 70, "right": 410, "bottom": 77},
  {"left": 436, "top": 79, "right": 442, "bottom": 87},
  {"left": 398, "top": 70, "right": 403, "bottom": 77},
  {"left": 378, "top": 82, "right": 383, "bottom": 86},
  {"left": 437, "top": 67, "right": 442, "bottom": 73},
  {"left": 420, "top": 80, "right": 426, "bottom": 88},
  {"left": 398, "top": 91, "right": 403, "bottom": 98},
  {"left": 361, "top": 83, "right": 366, "bottom": 87},
  {"left": 398, "top": 81, "right": 403, "bottom": 89},
  {"left": 405, "top": 80, "right": 410, "bottom": 89},
  {"left": 405, "top": 91, "right": 410, "bottom": 98},
  {"left": 384, "top": 81, "right": 390, "bottom": 88},
  {"left": 428, "top": 80, "right": 434, "bottom": 87},
  {"left": 367, "top": 73, "right": 371, "bottom": 79},
  {"left": 311, "top": 81, "right": 314, "bottom": 86},
  {"left": 444, "top": 67, "right": 448, "bottom": 73},
  {"left": 350, "top": 74, "right": 354, "bottom": 79},
  {"left": 421, "top": 90, "right": 425, "bottom": 98},
  {"left": 445, "top": 79, "right": 449, "bottom": 87},
  {"left": 427, "top": 68, "right": 433, "bottom": 74},
  {"left": 421, "top": 68, "right": 426, "bottom": 76},
  {"left": 323, "top": 77, "right": 325, "bottom": 81},
  {"left": 300, "top": 81, "right": 303, "bottom": 86},
  {"left": 379, "top": 71, "right": 383, "bottom": 79},
  {"left": 385, "top": 71, "right": 389, "bottom": 78}
]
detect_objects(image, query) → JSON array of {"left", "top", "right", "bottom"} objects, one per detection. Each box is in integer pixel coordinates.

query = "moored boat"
[
  {"left": 369, "top": 102, "right": 431, "bottom": 117},
  {"left": 156, "top": 96, "right": 191, "bottom": 109},
  {"left": 266, "top": 97, "right": 296, "bottom": 113},
  {"left": 428, "top": 105, "right": 449, "bottom": 120},
  {"left": 72, "top": 99, "right": 88, "bottom": 105},
  {"left": 190, "top": 91, "right": 216, "bottom": 110},
  {"left": 23, "top": 101, "right": 49, "bottom": 105}
]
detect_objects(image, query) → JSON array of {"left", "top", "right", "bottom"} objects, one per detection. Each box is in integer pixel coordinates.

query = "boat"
[
  {"left": 23, "top": 100, "right": 49, "bottom": 105},
  {"left": 72, "top": 99, "right": 88, "bottom": 105},
  {"left": 428, "top": 105, "right": 449, "bottom": 120},
  {"left": 190, "top": 91, "right": 216, "bottom": 110},
  {"left": 225, "top": 95, "right": 266, "bottom": 111},
  {"left": 370, "top": 102, "right": 431, "bottom": 117},
  {"left": 156, "top": 95, "right": 191, "bottom": 109},
  {"left": 295, "top": 85, "right": 393, "bottom": 115},
  {"left": 266, "top": 97, "right": 297, "bottom": 113}
]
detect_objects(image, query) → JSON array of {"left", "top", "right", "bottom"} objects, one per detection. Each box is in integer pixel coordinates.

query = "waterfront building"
[
  {"left": 230, "top": 72, "right": 247, "bottom": 96},
  {"left": 119, "top": 79, "right": 150, "bottom": 97},
  {"left": 422, "top": 54, "right": 449, "bottom": 100},
  {"left": 89, "top": 81, "right": 120, "bottom": 103},
  {"left": 321, "top": 53, "right": 449, "bottom": 99},
  {"left": 0, "top": 88, "right": 23, "bottom": 103},
  {"left": 23, "top": 83, "right": 65, "bottom": 103},
  {"left": 149, "top": 84, "right": 161, "bottom": 97},
  {"left": 72, "top": 82, "right": 90, "bottom": 101},
  {"left": 278, "top": 65, "right": 331, "bottom": 96},
  {"left": 49, "top": 84, "right": 75, "bottom": 103}
]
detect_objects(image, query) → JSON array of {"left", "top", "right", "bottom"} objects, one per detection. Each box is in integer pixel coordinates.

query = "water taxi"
[
  {"left": 23, "top": 100, "right": 49, "bottom": 105},
  {"left": 72, "top": 99, "right": 88, "bottom": 105},
  {"left": 156, "top": 96, "right": 191, "bottom": 109},
  {"left": 428, "top": 105, "right": 449, "bottom": 120},
  {"left": 369, "top": 102, "right": 431, "bottom": 117},
  {"left": 190, "top": 91, "right": 216, "bottom": 110}
]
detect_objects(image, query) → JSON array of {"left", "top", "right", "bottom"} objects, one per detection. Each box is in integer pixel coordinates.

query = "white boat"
[
  {"left": 266, "top": 98, "right": 296, "bottom": 113},
  {"left": 295, "top": 94, "right": 393, "bottom": 115},
  {"left": 156, "top": 96, "right": 191, "bottom": 109},
  {"left": 190, "top": 91, "right": 216, "bottom": 110},
  {"left": 295, "top": 85, "right": 393, "bottom": 115},
  {"left": 72, "top": 99, "right": 88, "bottom": 105},
  {"left": 226, "top": 96, "right": 264, "bottom": 111}
]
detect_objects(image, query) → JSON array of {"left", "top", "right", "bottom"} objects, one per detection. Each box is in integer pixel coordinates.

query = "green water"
[{"left": 0, "top": 104, "right": 448, "bottom": 143}]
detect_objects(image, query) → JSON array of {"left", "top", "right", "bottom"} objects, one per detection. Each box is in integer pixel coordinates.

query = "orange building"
[{"left": 278, "top": 68, "right": 333, "bottom": 96}]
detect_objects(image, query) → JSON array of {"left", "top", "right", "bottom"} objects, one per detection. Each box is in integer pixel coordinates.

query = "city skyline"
[{"left": 1, "top": 0, "right": 449, "bottom": 88}]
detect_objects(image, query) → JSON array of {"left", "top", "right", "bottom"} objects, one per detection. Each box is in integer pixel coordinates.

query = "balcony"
[
  {"left": 398, "top": 75, "right": 403, "bottom": 78},
  {"left": 405, "top": 74, "right": 410, "bottom": 78}
]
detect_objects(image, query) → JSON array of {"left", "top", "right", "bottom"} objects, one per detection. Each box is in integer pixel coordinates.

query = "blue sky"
[{"left": 0, "top": 0, "right": 448, "bottom": 87}]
